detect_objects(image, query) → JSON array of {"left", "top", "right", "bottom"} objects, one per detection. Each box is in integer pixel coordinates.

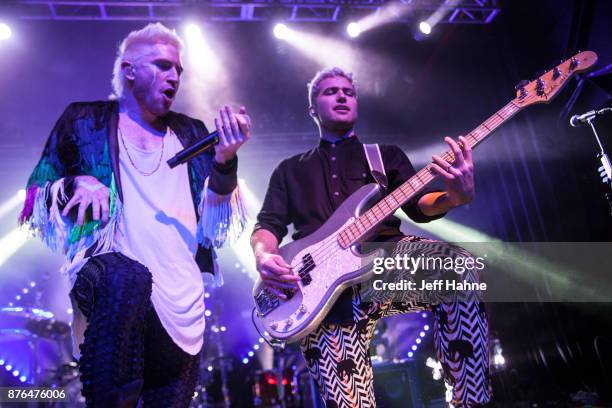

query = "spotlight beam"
[
  {"left": 0, "top": 191, "right": 25, "bottom": 220},
  {"left": 0, "top": 228, "right": 28, "bottom": 267},
  {"left": 397, "top": 213, "right": 608, "bottom": 301}
]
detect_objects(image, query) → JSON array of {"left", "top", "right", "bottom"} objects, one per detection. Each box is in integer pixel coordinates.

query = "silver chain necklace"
[{"left": 118, "top": 127, "right": 165, "bottom": 176}]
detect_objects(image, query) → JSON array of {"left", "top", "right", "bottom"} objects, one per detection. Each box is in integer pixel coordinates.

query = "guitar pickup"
[
  {"left": 298, "top": 253, "right": 315, "bottom": 286},
  {"left": 255, "top": 287, "right": 280, "bottom": 316}
]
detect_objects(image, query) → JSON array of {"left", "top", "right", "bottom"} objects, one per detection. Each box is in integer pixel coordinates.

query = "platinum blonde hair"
[
  {"left": 307, "top": 67, "right": 357, "bottom": 108},
  {"left": 110, "top": 22, "right": 184, "bottom": 100}
]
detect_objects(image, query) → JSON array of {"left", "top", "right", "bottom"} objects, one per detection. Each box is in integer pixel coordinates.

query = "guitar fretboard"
[{"left": 337, "top": 101, "right": 522, "bottom": 248}]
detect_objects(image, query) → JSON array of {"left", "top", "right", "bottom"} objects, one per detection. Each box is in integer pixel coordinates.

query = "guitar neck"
[{"left": 337, "top": 100, "right": 523, "bottom": 248}]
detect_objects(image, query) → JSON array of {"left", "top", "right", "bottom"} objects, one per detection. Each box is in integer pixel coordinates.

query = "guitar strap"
[{"left": 363, "top": 143, "right": 388, "bottom": 192}]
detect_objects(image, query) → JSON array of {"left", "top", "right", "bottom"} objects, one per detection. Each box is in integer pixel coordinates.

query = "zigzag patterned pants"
[
  {"left": 300, "top": 237, "right": 492, "bottom": 408},
  {"left": 71, "top": 252, "right": 201, "bottom": 408}
]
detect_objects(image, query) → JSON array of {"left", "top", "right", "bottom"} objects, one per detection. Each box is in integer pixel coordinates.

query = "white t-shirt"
[{"left": 113, "top": 128, "right": 205, "bottom": 355}]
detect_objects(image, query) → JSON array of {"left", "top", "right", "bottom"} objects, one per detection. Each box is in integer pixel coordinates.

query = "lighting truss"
[{"left": 17, "top": 0, "right": 500, "bottom": 23}]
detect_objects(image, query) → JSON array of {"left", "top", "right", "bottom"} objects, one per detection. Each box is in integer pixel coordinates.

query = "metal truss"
[{"left": 16, "top": 0, "right": 500, "bottom": 23}]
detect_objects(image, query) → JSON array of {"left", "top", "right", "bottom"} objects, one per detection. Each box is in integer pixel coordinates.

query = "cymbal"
[
  {"left": 25, "top": 318, "right": 70, "bottom": 340},
  {"left": 0, "top": 307, "right": 54, "bottom": 319},
  {"left": 0, "top": 307, "right": 70, "bottom": 340}
]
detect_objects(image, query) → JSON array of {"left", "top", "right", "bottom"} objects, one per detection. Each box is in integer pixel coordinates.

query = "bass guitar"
[{"left": 252, "top": 51, "right": 598, "bottom": 343}]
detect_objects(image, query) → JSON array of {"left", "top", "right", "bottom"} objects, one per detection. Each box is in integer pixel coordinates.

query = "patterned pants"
[
  {"left": 71, "top": 252, "right": 201, "bottom": 408},
  {"left": 300, "top": 237, "right": 491, "bottom": 408}
]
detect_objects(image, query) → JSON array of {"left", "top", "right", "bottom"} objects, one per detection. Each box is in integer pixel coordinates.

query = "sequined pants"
[{"left": 71, "top": 252, "right": 200, "bottom": 408}]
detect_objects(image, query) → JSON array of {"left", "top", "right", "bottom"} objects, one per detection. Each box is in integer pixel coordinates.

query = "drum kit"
[
  {"left": 189, "top": 295, "right": 308, "bottom": 408},
  {"left": 0, "top": 281, "right": 84, "bottom": 406},
  {"left": 190, "top": 343, "right": 306, "bottom": 408}
]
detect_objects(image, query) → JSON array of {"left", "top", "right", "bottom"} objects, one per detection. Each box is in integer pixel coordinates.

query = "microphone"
[
  {"left": 167, "top": 131, "right": 219, "bottom": 169},
  {"left": 570, "top": 107, "right": 612, "bottom": 127}
]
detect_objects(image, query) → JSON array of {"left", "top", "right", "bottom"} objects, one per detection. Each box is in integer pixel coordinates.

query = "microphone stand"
[{"left": 585, "top": 116, "right": 612, "bottom": 215}]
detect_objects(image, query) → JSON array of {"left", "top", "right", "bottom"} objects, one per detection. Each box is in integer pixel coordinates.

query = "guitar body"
[{"left": 252, "top": 183, "right": 386, "bottom": 343}]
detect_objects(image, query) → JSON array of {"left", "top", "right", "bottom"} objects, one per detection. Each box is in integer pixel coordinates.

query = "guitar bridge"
[
  {"left": 255, "top": 287, "right": 280, "bottom": 317},
  {"left": 298, "top": 253, "right": 315, "bottom": 286}
]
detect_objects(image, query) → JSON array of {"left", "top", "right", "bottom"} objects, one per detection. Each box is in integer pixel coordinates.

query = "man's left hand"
[
  {"left": 214, "top": 105, "right": 252, "bottom": 164},
  {"left": 430, "top": 136, "right": 475, "bottom": 207}
]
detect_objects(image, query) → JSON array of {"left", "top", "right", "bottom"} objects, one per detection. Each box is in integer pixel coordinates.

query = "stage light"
[
  {"left": 492, "top": 338, "right": 506, "bottom": 369},
  {"left": 253, "top": 344, "right": 260, "bottom": 350},
  {"left": 418, "top": 21, "right": 432, "bottom": 35},
  {"left": 425, "top": 357, "right": 443, "bottom": 380},
  {"left": 420, "top": 331, "right": 426, "bottom": 337},
  {"left": 273, "top": 24, "right": 290, "bottom": 40},
  {"left": 204, "top": 309, "right": 212, "bottom": 317},
  {"left": 184, "top": 23, "right": 201, "bottom": 39},
  {"left": 407, "top": 351, "right": 414, "bottom": 358},
  {"left": 19, "top": 376, "right": 27, "bottom": 383},
  {"left": 242, "top": 358, "right": 249, "bottom": 364},
  {"left": 346, "top": 22, "right": 361, "bottom": 38},
  {"left": 424, "top": 325, "right": 430, "bottom": 331},
  {"left": 248, "top": 351, "right": 254, "bottom": 357},
  {"left": 0, "top": 23, "right": 11, "bottom": 40}
]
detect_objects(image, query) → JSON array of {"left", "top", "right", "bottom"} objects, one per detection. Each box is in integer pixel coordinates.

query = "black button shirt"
[{"left": 254, "top": 136, "right": 444, "bottom": 324}]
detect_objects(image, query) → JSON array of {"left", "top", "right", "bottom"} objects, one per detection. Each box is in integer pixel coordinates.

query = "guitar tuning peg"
[
  {"left": 514, "top": 79, "right": 529, "bottom": 90},
  {"left": 570, "top": 57, "right": 579, "bottom": 70}
]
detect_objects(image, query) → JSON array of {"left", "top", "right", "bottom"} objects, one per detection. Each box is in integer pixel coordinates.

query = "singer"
[{"left": 19, "top": 23, "right": 250, "bottom": 407}]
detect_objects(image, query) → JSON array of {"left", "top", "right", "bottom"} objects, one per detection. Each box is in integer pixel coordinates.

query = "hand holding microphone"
[
  {"left": 167, "top": 105, "right": 252, "bottom": 168},
  {"left": 214, "top": 105, "right": 252, "bottom": 164}
]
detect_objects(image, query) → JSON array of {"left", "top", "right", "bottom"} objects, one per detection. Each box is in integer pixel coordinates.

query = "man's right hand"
[
  {"left": 62, "top": 175, "right": 111, "bottom": 226},
  {"left": 256, "top": 252, "right": 300, "bottom": 299}
]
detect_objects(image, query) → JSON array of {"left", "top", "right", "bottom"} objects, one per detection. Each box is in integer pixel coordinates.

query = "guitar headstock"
[{"left": 513, "top": 51, "right": 598, "bottom": 108}]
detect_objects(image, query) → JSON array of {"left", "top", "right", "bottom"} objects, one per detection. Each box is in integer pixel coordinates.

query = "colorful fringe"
[
  {"left": 197, "top": 177, "right": 248, "bottom": 250},
  {"left": 19, "top": 175, "right": 123, "bottom": 284}
]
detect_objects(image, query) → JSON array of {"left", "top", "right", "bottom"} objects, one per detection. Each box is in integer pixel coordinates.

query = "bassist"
[{"left": 251, "top": 67, "right": 490, "bottom": 407}]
